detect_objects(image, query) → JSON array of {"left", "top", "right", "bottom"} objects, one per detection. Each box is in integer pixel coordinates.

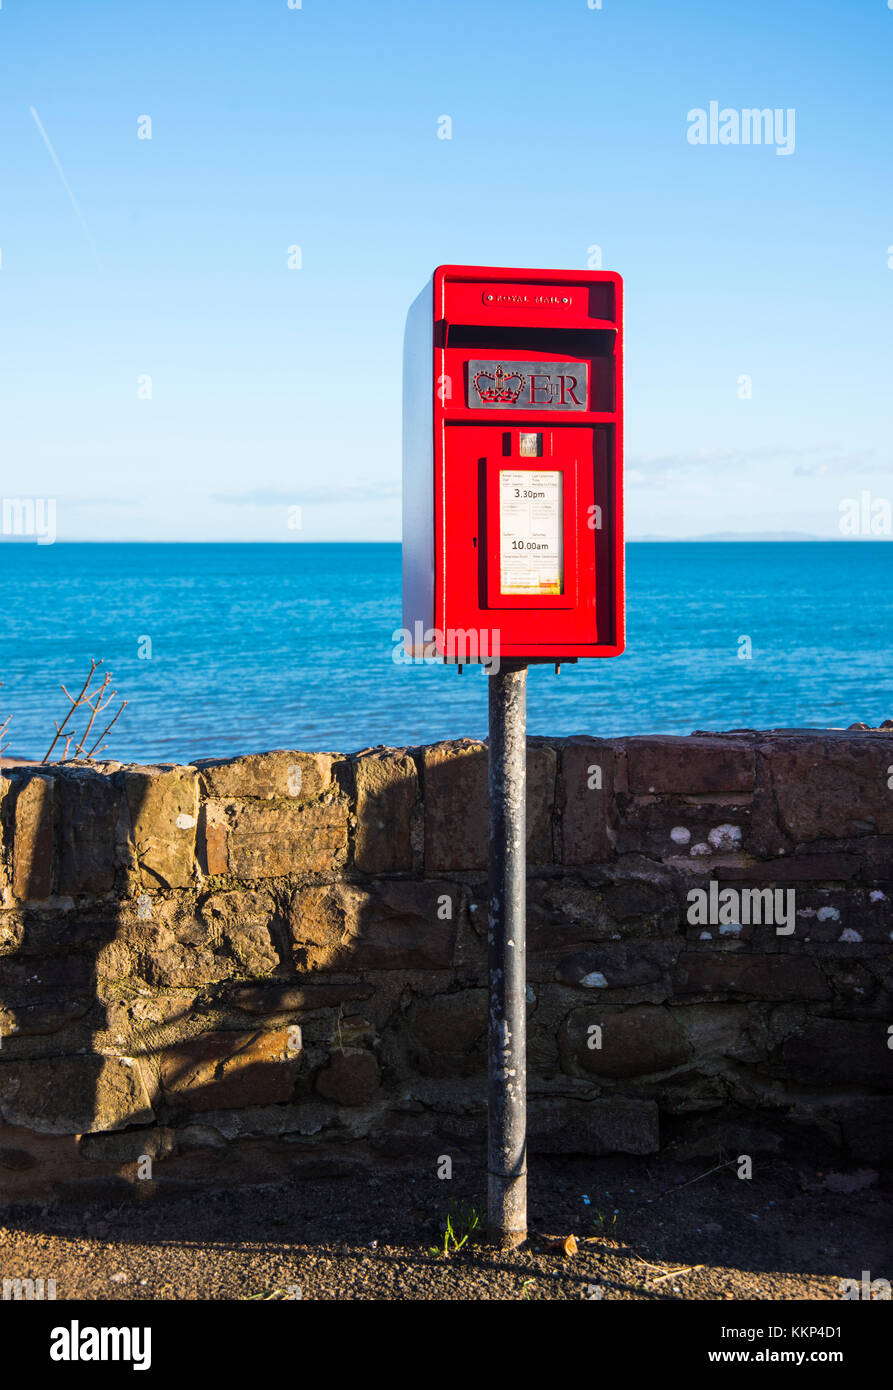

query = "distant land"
[{"left": 628, "top": 531, "right": 827, "bottom": 542}]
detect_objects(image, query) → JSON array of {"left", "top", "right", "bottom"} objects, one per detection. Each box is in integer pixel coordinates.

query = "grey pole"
[{"left": 487, "top": 659, "right": 528, "bottom": 1248}]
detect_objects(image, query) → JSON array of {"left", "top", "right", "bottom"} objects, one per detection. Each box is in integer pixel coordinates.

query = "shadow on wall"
[
  {"left": 2, "top": 732, "right": 893, "bottom": 1208},
  {"left": 0, "top": 746, "right": 505, "bottom": 1201},
  {"left": 0, "top": 751, "right": 451, "bottom": 1201},
  {"left": 0, "top": 761, "right": 305, "bottom": 1197},
  {"left": 0, "top": 764, "right": 159, "bottom": 1192}
]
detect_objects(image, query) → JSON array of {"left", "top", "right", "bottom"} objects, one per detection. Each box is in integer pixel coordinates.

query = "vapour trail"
[{"left": 29, "top": 105, "right": 102, "bottom": 269}]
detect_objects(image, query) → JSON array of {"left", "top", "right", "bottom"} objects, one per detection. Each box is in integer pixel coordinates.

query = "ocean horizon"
[{"left": 0, "top": 540, "right": 890, "bottom": 765}]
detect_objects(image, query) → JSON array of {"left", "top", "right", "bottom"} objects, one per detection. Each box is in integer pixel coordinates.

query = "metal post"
[{"left": 487, "top": 659, "right": 528, "bottom": 1249}]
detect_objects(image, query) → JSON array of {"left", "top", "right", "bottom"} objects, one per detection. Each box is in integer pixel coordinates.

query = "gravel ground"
[{"left": 0, "top": 1154, "right": 888, "bottom": 1301}]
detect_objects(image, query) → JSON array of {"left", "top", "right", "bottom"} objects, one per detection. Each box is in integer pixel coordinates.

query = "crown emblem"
[{"left": 472, "top": 364, "right": 525, "bottom": 404}]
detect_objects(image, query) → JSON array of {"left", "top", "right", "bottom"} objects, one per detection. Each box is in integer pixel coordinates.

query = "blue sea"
[{"left": 0, "top": 542, "right": 890, "bottom": 764}]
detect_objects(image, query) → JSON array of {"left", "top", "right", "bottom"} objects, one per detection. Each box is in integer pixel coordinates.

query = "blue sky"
[{"left": 1, "top": 0, "right": 891, "bottom": 540}]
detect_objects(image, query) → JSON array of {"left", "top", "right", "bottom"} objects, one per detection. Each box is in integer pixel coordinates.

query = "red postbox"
[{"left": 402, "top": 264, "right": 624, "bottom": 664}]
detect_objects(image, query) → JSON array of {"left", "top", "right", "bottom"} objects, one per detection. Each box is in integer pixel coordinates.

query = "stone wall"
[{"left": 1, "top": 728, "right": 891, "bottom": 1200}]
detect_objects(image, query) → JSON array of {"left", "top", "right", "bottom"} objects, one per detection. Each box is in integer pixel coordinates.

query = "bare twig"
[
  {"left": 649, "top": 1265, "right": 704, "bottom": 1286},
  {"left": 621, "top": 1158, "right": 740, "bottom": 1220},
  {"left": 42, "top": 660, "right": 127, "bottom": 763},
  {"left": 647, "top": 1159, "right": 738, "bottom": 1205},
  {"left": 86, "top": 700, "right": 127, "bottom": 759},
  {"left": 73, "top": 672, "right": 112, "bottom": 758},
  {"left": 43, "top": 658, "right": 102, "bottom": 762}
]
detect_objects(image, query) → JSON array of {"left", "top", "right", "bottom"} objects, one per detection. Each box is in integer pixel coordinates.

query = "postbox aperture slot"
[{"left": 446, "top": 325, "right": 615, "bottom": 357}]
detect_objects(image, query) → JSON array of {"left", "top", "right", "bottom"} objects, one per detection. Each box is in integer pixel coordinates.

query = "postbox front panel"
[
  {"left": 402, "top": 264, "right": 624, "bottom": 661},
  {"left": 441, "top": 425, "right": 599, "bottom": 649}
]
